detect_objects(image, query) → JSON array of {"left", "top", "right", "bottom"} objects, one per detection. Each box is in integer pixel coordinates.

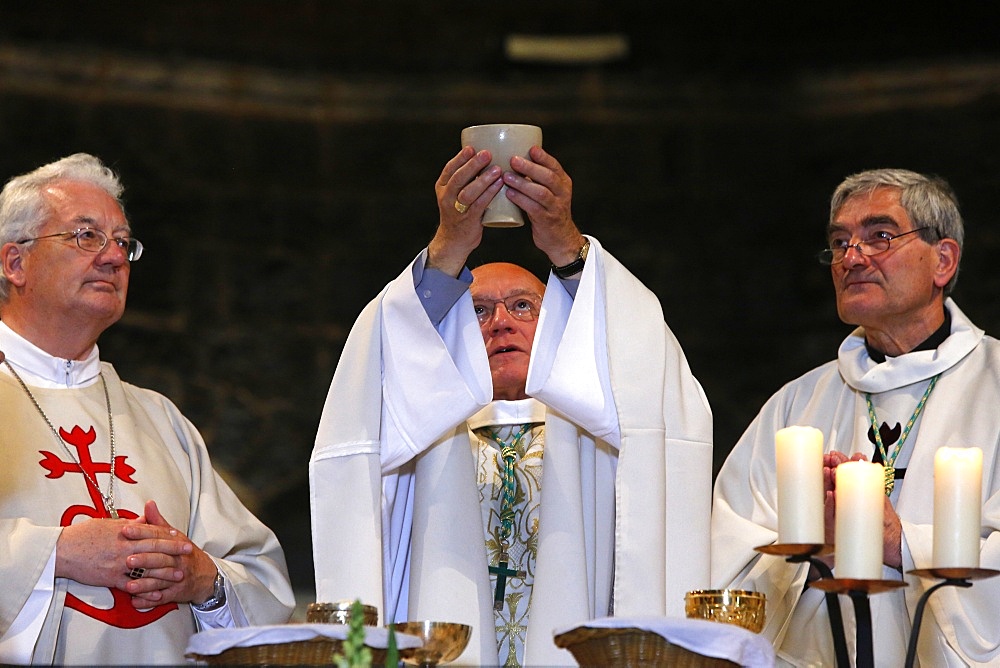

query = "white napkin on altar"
[
  {"left": 553, "top": 616, "right": 775, "bottom": 667},
  {"left": 185, "top": 623, "right": 423, "bottom": 656}
]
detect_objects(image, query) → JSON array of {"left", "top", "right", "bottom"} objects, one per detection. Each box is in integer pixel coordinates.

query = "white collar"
[
  {"left": 467, "top": 398, "right": 547, "bottom": 430},
  {"left": 837, "top": 298, "right": 983, "bottom": 393},
  {"left": 0, "top": 322, "right": 102, "bottom": 388}
]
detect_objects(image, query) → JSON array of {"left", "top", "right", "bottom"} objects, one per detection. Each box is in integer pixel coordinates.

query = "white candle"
[
  {"left": 775, "top": 426, "right": 825, "bottom": 544},
  {"left": 835, "top": 460, "right": 884, "bottom": 579},
  {"left": 933, "top": 447, "right": 983, "bottom": 568}
]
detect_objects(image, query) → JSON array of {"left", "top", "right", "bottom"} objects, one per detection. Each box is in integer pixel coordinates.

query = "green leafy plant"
[
  {"left": 332, "top": 599, "right": 373, "bottom": 668},
  {"left": 385, "top": 623, "right": 399, "bottom": 667}
]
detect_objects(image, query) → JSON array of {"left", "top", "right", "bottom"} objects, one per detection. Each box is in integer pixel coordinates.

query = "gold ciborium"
[
  {"left": 394, "top": 621, "right": 471, "bottom": 668},
  {"left": 685, "top": 589, "right": 766, "bottom": 633},
  {"left": 306, "top": 600, "right": 379, "bottom": 625}
]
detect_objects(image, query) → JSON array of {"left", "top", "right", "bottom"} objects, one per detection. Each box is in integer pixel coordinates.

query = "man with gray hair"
[
  {"left": 0, "top": 153, "right": 294, "bottom": 664},
  {"left": 711, "top": 169, "right": 1000, "bottom": 666}
]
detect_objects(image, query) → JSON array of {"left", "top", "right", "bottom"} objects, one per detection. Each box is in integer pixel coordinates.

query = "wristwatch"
[
  {"left": 192, "top": 569, "right": 227, "bottom": 612},
  {"left": 551, "top": 239, "right": 591, "bottom": 279}
]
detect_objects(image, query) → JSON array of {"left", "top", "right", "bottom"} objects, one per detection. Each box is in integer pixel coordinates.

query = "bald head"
[
  {"left": 470, "top": 262, "right": 545, "bottom": 401},
  {"left": 470, "top": 262, "right": 546, "bottom": 296}
]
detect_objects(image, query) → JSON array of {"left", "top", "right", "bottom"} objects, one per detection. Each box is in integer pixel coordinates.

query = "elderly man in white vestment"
[
  {"left": 310, "top": 143, "right": 714, "bottom": 665},
  {"left": 0, "top": 154, "right": 295, "bottom": 665},
  {"left": 712, "top": 168, "right": 1000, "bottom": 667}
]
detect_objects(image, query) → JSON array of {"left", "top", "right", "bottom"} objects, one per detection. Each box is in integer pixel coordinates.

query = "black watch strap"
[{"left": 552, "top": 239, "right": 591, "bottom": 279}]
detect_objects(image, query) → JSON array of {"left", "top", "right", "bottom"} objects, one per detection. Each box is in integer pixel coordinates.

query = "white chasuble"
[
  {"left": 0, "top": 361, "right": 294, "bottom": 665},
  {"left": 310, "top": 236, "right": 714, "bottom": 666},
  {"left": 712, "top": 299, "right": 1000, "bottom": 667}
]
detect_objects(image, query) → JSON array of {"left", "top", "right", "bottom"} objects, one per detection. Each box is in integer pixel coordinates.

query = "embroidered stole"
[{"left": 473, "top": 424, "right": 544, "bottom": 668}]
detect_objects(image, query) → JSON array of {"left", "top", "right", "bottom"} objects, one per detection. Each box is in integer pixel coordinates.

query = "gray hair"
[
  {"left": 0, "top": 153, "right": 125, "bottom": 301},
  {"left": 830, "top": 168, "right": 964, "bottom": 294}
]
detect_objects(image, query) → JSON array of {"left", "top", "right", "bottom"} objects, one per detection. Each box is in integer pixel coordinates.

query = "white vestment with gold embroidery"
[{"left": 310, "top": 237, "right": 714, "bottom": 665}]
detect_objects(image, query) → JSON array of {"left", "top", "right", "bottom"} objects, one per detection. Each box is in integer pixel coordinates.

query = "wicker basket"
[
  {"left": 553, "top": 626, "right": 739, "bottom": 668},
  {"left": 191, "top": 637, "right": 388, "bottom": 666}
]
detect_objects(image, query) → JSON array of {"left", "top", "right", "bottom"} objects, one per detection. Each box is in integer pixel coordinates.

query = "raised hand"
[
  {"left": 429, "top": 147, "right": 503, "bottom": 276},
  {"left": 503, "top": 146, "right": 585, "bottom": 267}
]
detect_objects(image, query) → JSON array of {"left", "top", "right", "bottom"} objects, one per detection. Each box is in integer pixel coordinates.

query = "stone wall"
[{"left": 2, "top": 39, "right": 998, "bottom": 596}]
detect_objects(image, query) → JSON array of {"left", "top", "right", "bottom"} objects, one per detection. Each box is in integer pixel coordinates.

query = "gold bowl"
[
  {"left": 306, "top": 600, "right": 379, "bottom": 625},
  {"left": 394, "top": 621, "right": 472, "bottom": 667},
  {"left": 685, "top": 589, "right": 766, "bottom": 633}
]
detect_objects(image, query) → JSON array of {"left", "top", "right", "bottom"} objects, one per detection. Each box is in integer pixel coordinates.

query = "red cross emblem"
[{"left": 39, "top": 424, "right": 177, "bottom": 627}]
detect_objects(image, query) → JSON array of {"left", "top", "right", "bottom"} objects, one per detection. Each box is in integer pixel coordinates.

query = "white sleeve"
[
  {"left": 526, "top": 237, "right": 620, "bottom": 446},
  {"left": 379, "top": 254, "right": 492, "bottom": 470},
  {"left": 191, "top": 600, "right": 237, "bottom": 629},
  {"left": 0, "top": 548, "right": 55, "bottom": 664},
  {"left": 190, "top": 559, "right": 239, "bottom": 629}
]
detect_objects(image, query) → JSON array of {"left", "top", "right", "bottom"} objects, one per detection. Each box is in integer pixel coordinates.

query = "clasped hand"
[
  {"left": 56, "top": 499, "right": 218, "bottom": 609},
  {"left": 823, "top": 451, "right": 903, "bottom": 569}
]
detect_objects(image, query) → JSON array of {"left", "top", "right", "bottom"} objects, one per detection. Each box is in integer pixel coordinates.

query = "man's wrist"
[
  {"left": 551, "top": 238, "right": 591, "bottom": 279},
  {"left": 426, "top": 237, "right": 472, "bottom": 278},
  {"left": 192, "top": 569, "right": 226, "bottom": 612}
]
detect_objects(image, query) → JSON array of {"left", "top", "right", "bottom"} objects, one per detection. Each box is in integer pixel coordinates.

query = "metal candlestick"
[
  {"left": 903, "top": 567, "right": 999, "bottom": 668},
  {"left": 809, "top": 577, "right": 907, "bottom": 668},
  {"left": 755, "top": 543, "right": 850, "bottom": 667}
]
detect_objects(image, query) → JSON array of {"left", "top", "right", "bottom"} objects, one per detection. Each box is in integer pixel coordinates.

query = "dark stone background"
[{"left": 2, "top": 1, "right": 998, "bottom": 604}]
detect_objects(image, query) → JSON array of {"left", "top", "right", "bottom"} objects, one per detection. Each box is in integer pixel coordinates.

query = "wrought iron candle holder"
[
  {"left": 809, "top": 576, "right": 906, "bottom": 668},
  {"left": 757, "top": 544, "right": 999, "bottom": 667},
  {"left": 755, "top": 543, "right": 850, "bottom": 667},
  {"left": 903, "top": 567, "right": 999, "bottom": 668}
]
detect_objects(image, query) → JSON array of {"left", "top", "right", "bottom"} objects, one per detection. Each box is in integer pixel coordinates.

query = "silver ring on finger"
[{"left": 129, "top": 567, "right": 147, "bottom": 579}]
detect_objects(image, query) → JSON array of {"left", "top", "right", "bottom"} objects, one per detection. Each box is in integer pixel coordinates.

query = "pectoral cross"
[{"left": 488, "top": 549, "right": 525, "bottom": 611}]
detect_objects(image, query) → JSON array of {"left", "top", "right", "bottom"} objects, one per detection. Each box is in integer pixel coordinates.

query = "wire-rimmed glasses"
[
  {"left": 17, "top": 227, "right": 144, "bottom": 262},
  {"left": 817, "top": 226, "right": 932, "bottom": 265},
  {"left": 473, "top": 294, "right": 541, "bottom": 325}
]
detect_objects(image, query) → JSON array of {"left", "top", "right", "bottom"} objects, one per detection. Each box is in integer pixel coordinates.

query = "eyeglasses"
[
  {"left": 817, "top": 226, "right": 932, "bottom": 265},
  {"left": 472, "top": 294, "right": 541, "bottom": 325},
  {"left": 17, "top": 227, "right": 144, "bottom": 262}
]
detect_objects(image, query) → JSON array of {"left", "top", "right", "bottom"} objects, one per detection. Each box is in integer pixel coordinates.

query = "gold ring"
[{"left": 454, "top": 199, "right": 469, "bottom": 214}]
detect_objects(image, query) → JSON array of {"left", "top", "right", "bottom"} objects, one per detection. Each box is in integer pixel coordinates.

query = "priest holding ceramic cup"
[
  {"left": 310, "top": 137, "right": 713, "bottom": 666},
  {"left": 711, "top": 169, "right": 1000, "bottom": 667}
]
